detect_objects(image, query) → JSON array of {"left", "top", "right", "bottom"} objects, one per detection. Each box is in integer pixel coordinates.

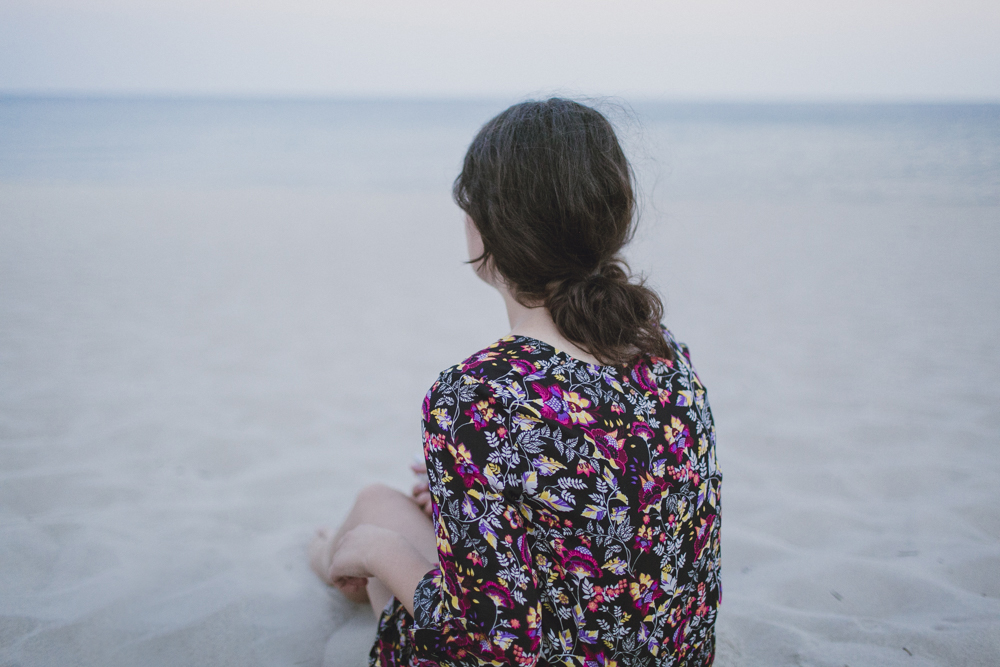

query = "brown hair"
[{"left": 453, "top": 98, "right": 671, "bottom": 366}]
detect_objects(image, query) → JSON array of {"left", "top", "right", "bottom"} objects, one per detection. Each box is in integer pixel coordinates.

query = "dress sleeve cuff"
[{"left": 411, "top": 565, "right": 443, "bottom": 629}]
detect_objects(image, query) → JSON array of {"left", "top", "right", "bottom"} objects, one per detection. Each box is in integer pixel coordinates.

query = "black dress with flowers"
[{"left": 371, "top": 330, "right": 722, "bottom": 667}]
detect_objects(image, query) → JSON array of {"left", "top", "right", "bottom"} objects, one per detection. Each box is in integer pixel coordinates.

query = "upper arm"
[{"left": 412, "top": 375, "right": 542, "bottom": 663}]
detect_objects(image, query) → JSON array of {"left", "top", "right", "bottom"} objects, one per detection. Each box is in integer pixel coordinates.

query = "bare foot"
[{"left": 310, "top": 527, "right": 369, "bottom": 604}]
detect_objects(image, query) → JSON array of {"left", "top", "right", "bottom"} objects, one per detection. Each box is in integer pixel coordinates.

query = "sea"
[
  {"left": 1, "top": 98, "right": 997, "bottom": 203},
  {"left": 1, "top": 98, "right": 998, "bottom": 666}
]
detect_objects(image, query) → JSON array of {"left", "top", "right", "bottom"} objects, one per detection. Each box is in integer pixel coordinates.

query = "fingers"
[
  {"left": 416, "top": 492, "right": 433, "bottom": 518},
  {"left": 326, "top": 524, "right": 390, "bottom": 582},
  {"left": 410, "top": 459, "right": 433, "bottom": 518},
  {"left": 333, "top": 575, "right": 368, "bottom": 592},
  {"left": 309, "top": 527, "right": 336, "bottom": 583},
  {"left": 333, "top": 574, "right": 371, "bottom": 604}
]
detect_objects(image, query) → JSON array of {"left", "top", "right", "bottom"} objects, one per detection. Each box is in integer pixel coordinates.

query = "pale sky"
[{"left": 1, "top": 0, "right": 998, "bottom": 99}]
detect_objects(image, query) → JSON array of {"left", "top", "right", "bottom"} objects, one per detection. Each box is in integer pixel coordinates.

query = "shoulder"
[
  {"left": 640, "top": 326, "right": 709, "bottom": 408},
  {"left": 423, "top": 337, "right": 545, "bottom": 415},
  {"left": 432, "top": 337, "right": 556, "bottom": 391},
  {"left": 658, "top": 325, "right": 697, "bottom": 373}
]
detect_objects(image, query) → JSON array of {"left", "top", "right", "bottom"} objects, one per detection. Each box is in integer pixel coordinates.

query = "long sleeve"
[
  {"left": 369, "top": 335, "right": 720, "bottom": 667},
  {"left": 409, "top": 374, "right": 542, "bottom": 667}
]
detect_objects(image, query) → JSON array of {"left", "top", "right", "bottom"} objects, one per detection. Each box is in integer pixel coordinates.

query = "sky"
[{"left": 1, "top": 0, "right": 998, "bottom": 100}]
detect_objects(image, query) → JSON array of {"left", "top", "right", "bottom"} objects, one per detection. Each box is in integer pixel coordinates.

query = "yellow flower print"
[
  {"left": 563, "top": 390, "right": 596, "bottom": 425},
  {"left": 431, "top": 407, "right": 452, "bottom": 429}
]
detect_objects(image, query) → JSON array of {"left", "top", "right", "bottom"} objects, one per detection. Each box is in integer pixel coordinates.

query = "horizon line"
[{"left": 2, "top": 90, "right": 999, "bottom": 106}]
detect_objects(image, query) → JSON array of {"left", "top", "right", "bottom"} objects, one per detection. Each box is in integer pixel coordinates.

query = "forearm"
[{"left": 368, "top": 532, "right": 434, "bottom": 616}]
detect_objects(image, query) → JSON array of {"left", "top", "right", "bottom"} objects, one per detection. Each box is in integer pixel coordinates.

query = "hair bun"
[
  {"left": 547, "top": 258, "right": 668, "bottom": 365},
  {"left": 591, "top": 258, "right": 628, "bottom": 283}
]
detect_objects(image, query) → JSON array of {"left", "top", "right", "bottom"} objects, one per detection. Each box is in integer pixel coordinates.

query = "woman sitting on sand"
[{"left": 310, "top": 98, "right": 722, "bottom": 666}]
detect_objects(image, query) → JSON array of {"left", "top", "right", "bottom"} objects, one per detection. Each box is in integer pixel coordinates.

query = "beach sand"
[{"left": 1, "top": 183, "right": 998, "bottom": 666}]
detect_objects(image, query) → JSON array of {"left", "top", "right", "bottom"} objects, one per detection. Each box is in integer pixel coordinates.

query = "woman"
[{"left": 310, "top": 98, "right": 722, "bottom": 666}]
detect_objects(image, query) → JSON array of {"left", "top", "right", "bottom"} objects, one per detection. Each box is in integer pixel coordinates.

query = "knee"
[{"left": 354, "top": 482, "right": 406, "bottom": 509}]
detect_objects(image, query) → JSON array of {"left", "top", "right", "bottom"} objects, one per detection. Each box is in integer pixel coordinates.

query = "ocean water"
[
  {"left": 1, "top": 98, "right": 999, "bottom": 666},
  {"left": 2, "top": 98, "right": 997, "bottom": 203}
]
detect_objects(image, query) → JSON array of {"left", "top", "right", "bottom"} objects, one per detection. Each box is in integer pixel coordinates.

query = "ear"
[{"left": 472, "top": 253, "right": 501, "bottom": 287}]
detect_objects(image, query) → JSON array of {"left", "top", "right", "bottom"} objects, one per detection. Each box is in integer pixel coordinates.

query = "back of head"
[{"left": 453, "top": 98, "right": 671, "bottom": 366}]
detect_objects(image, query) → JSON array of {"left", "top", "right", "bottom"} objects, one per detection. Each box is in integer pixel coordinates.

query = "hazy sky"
[{"left": 1, "top": 0, "right": 998, "bottom": 99}]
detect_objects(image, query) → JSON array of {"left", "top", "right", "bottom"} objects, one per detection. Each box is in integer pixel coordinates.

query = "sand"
[{"left": 1, "top": 182, "right": 998, "bottom": 666}]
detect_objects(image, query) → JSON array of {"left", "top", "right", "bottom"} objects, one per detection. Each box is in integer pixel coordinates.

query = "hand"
[
  {"left": 334, "top": 523, "right": 432, "bottom": 617},
  {"left": 410, "top": 460, "right": 433, "bottom": 518},
  {"left": 326, "top": 524, "right": 398, "bottom": 586},
  {"left": 310, "top": 527, "right": 369, "bottom": 598}
]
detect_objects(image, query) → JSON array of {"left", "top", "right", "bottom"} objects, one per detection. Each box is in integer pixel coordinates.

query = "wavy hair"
[{"left": 453, "top": 98, "right": 671, "bottom": 365}]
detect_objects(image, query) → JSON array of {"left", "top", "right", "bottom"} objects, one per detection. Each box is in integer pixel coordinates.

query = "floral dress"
[{"left": 370, "top": 330, "right": 722, "bottom": 667}]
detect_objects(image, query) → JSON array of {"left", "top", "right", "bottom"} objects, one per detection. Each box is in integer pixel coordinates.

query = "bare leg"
[{"left": 311, "top": 483, "right": 437, "bottom": 617}]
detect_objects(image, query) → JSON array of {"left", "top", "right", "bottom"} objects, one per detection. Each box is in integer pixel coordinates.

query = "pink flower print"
[
  {"left": 510, "top": 359, "right": 536, "bottom": 376},
  {"left": 584, "top": 428, "right": 627, "bottom": 470},
  {"left": 517, "top": 532, "right": 532, "bottom": 565},
  {"left": 630, "top": 421, "right": 655, "bottom": 442},
  {"left": 668, "top": 459, "right": 698, "bottom": 485},
  {"left": 481, "top": 581, "right": 513, "bottom": 608},
  {"left": 629, "top": 572, "right": 663, "bottom": 614},
  {"left": 657, "top": 388, "right": 672, "bottom": 406},
  {"left": 582, "top": 644, "right": 614, "bottom": 666},
  {"left": 460, "top": 350, "right": 499, "bottom": 371},
  {"left": 560, "top": 546, "right": 601, "bottom": 579},
  {"left": 630, "top": 361, "right": 658, "bottom": 393},
  {"left": 562, "top": 390, "right": 596, "bottom": 425},
  {"left": 464, "top": 398, "right": 496, "bottom": 430},
  {"left": 695, "top": 582, "right": 711, "bottom": 617},
  {"left": 503, "top": 505, "right": 524, "bottom": 529},
  {"left": 636, "top": 471, "right": 671, "bottom": 513},
  {"left": 447, "top": 442, "right": 483, "bottom": 488},
  {"left": 423, "top": 430, "right": 446, "bottom": 453},
  {"left": 650, "top": 354, "right": 673, "bottom": 367},
  {"left": 422, "top": 387, "right": 434, "bottom": 421},
  {"left": 532, "top": 383, "right": 596, "bottom": 426},
  {"left": 668, "top": 424, "right": 692, "bottom": 463},
  {"left": 633, "top": 524, "right": 655, "bottom": 552},
  {"left": 523, "top": 604, "right": 542, "bottom": 645},
  {"left": 694, "top": 514, "right": 717, "bottom": 559}
]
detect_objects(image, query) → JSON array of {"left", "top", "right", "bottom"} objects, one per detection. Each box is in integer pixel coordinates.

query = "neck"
[{"left": 498, "top": 284, "right": 600, "bottom": 365}]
